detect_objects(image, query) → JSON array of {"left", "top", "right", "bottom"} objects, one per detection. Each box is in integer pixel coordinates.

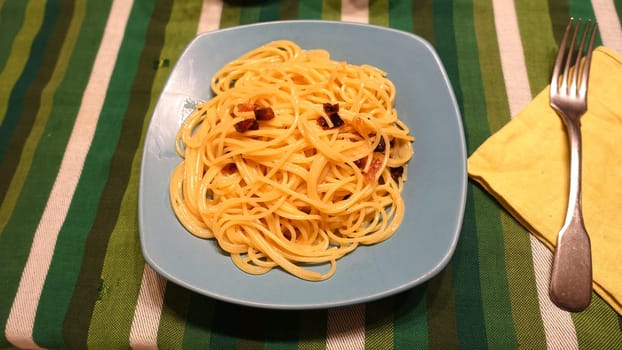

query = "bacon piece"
[
  {"left": 221, "top": 163, "right": 237, "bottom": 174},
  {"left": 390, "top": 166, "right": 404, "bottom": 181},
  {"left": 363, "top": 157, "right": 383, "bottom": 182},
  {"left": 317, "top": 103, "right": 344, "bottom": 129},
  {"left": 329, "top": 113, "right": 344, "bottom": 127},
  {"left": 323, "top": 103, "right": 339, "bottom": 114},
  {"left": 318, "top": 113, "right": 344, "bottom": 129},
  {"left": 254, "top": 107, "right": 275, "bottom": 120},
  {"left": 354, "top": 157, "right": 366, "bottom": 169},
  {"left": 374, "top": 137, "right": 386, "bottom": 152},
  {"left": 317, "top": 118, "right": 329, "bottom": 129},
  {"left": 234, "top": 118, "right": 259, "bottom": 132}
]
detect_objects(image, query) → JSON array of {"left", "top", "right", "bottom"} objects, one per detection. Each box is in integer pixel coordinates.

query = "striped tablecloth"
[{"left": 1, "top": 0, "right": 622, "bottom": 349}]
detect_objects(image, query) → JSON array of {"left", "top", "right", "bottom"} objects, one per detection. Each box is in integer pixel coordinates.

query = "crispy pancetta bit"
[
  {"left": 354, "top": 157, "right": 366, "bottom": 169},
  {"left": 318, "top": 103, "right": 344, "bottom": 129},
  {"left": 354, "top": 157, "right": 403, "bottom": 183},
  {"left": 390, "top": 166, "right": 404, "bottom": 181},
  {"left": 374, "top": 137, "right": 386, "bottom": 152},
  {"left": 234, "top": 118, "right": 259, "bottom": 132},
  {"left": 221, "top": 163, "right": 237, "bottom": 174},
  {"left": 254, "top": 107, "right": 275, "bottom": 120},
  {"left": 233, "top": 104, "right": 276, "bottom": 132},
  {"left": 363, "top": 157, "right": 383, "bottom": 183},
  {"left": 323, "top": 102, "right": 339, "bottom": 114}
]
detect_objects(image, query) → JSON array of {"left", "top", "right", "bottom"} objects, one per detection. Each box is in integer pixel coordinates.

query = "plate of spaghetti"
[{"left": 139, "top": 20, "right": 466, "bottom": 309}]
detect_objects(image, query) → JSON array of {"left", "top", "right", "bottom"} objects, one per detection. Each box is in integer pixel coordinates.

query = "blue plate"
[{"left": 139, "top": 20, "right": 466, "bottom": 309}]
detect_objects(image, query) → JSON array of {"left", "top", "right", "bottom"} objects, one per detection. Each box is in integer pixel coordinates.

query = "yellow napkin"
[{"left": 468, "top": 46, "right": 622, "bottom": 314}]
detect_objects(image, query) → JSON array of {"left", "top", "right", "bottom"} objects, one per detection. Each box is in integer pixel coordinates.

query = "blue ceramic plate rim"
[{"left": 139, "top": 20, "right": 467, "bottom": 309}]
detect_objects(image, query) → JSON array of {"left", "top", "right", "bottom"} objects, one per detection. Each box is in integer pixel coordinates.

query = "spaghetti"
[{"left": 170, "top": 40, "right": 414, "bottom": 281}]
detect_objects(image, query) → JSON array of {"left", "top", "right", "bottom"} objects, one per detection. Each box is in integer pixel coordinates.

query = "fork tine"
[
  {"left": 551, "top": 19, "right": 574, "bottom": 96},
  {"left": 579, "top": 21, "right": 598, "bottom": 99},
  {"left": 570, "top": 20, "right": 589, "bottom": 94},
  {"left": 561, "top": 19, "right": 581, "bottom": 94}
]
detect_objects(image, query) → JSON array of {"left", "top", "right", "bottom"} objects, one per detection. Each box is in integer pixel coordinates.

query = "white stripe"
[
  {"left": 530, "top": 237, "right": 579, "bottom": 350},
  {"left": 196, "top": 0, "right": 223, "bottom": 34},
  {"left": 129, "top": 266, "right": 167, "bottom": 350},
  {"left": 592, "top": 0, "right": 622, "bottom": 54},
  {"left": 127, "top": 1, "right": 220, "bottom": 347},
  {"left": 3, "top": 0, "right": 134, "bottom": 348},
  {"left": 326, "top": 305, "right": 366, "bottom": 350},
  {"left": 491, "top": 0, "right": 532, "bottom": 117},
  {"left": 341, "top": 0, "right": 369, "bottom": 23},
  {"left": 492, "top": 1, "right": 579, "bottom": 348}
]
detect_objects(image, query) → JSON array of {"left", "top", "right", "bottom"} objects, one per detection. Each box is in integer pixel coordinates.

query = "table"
[{"left": 1, "top": 0, "right": 621, "bottom": 348}]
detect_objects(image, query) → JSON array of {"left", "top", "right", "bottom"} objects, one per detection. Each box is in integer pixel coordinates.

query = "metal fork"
[{"left": 548, "top": 18, "right": 598, "bottom": 312}]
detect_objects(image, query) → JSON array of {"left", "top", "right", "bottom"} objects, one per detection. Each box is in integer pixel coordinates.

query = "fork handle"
[
  {"left": 549, "top": 115, "right": 592, "bottom": 312},
  {"left": 549, "top": 216, "right": 592, "bottom": 312}
]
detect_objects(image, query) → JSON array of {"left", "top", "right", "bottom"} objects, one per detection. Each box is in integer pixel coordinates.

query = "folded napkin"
[{"left": 468, "top": 46, "right": 622, "bottom": 314}]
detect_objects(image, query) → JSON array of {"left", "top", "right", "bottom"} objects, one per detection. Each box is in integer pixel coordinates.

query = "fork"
[{"left": 548, "top": 18, "right": 598, "bottom": 312}]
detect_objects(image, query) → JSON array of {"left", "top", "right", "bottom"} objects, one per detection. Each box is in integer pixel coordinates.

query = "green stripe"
[
  {"left": 515, "top": 0, "right": 556, "bottom": 96},
  {"left": 0, "top": 0, "right": 45, "bottom": 125},
  {"left": 26, "top": 0, "right": 108, "bottom": 343},
  {"left": 0, "top": 0, "right": 76, "bottom": 234},
  {"left": 297, "top": 310, "right": 327, "bottom": 350},
  {"left": 452, "top": 189, "right": 488, "bottom": 348},
  {"left": 412, "top": 0, "right": 434, "bottom": 44},
  {"left": 473, "top": 192, "right": 519, "bottom": 348},
  {"left": 392, "top": 287, "right": 428, "bottom": 349},
  {"left": 468, "top": 2, "right": 520, "bottom": 348},
  {"left": 321, "top": 0, "right": 340, "bottom": 20},
  {"left": 426, "top": 268, "right": 458, "bottom": 349},
  {"left": 568, "top": 0, "right": 596, "bottom": 20},
  {"left": 500, "top": 214, "right": 548, "bottom": 349},
  {"left": 0, "top": 0, "right": 27, "bottom": 74},
  {"left": 259, "top": 0, "right": 281, "bottom": 22},
  {"left": 279, "top": 0, "right": 298, "bottom": 20},
  {"left": 238, "top": 309, "right": 267, "bottom": 349},
  {"left": 365, "top": 298, "right": 394, "bottom": 349},
  {"left": 547, "top": 0, "right": 570, "bottom": 44},
  {"left": 239, "top": 3, "right": 261, "bottom": 24},
  {"left": 369, "top": 0, "right": 388, "bottom": 26},
  {"left": 0, "top": 1, "right": 75, "bottom": 232},
  {"left": 208, "top": 301, "right": 240, "bottom": 349},
  {"left": 220, "top": 2, "right": 240, "bottom": 29},
  {"left": 548, "top": 2, "right": 603, "bottom": 51},
  {"left": 140, "top": 4, "right": 206, "bottom": 348},
  {"left": 158, "top": 283, "right": 191, "bottom": 349},
  {"left": 567, "top": 1, "right": 603, "bottom": 46},
  {"left": 467, "top": 11, "right": 546, "bottom": 336},
  {"left": 471, "top": 0, "right": 508, "bottom": 133},
  {"left": 388, "top": 0, "right": 412, "bottom": 32},
  {"left": 28, "top": 1, "right": 110, "bottom": 348},
  {"left": 0, "top": 0, "right": 61, "bottom": 191},
  {"left": 57, "top": 0, "right": 166, "bottom": 347},
  {"left": 456, "top": 0, "right": 519, "bottom": 346},
  {"left": 298, "top": 0, "right": 321, "bottom": 19},
  {"left": 0, "top": 0, "right": 64, "bottom": 345},
  {"left": 0, "top": 0, "right": 107, "bottom": 342},
  {"left": 263, "top": 311, "right": 300, "bottom": 350},
  {"left": 87, "top": 0, "right": 194, "bottom": 345},
  {"left": 181, "top": 293, "right": 215, "bottom": 349},
  {"left": 574, "top": 296, "right": 622, "bottom": 348},
  {"left": 431, "top": 0, "right": 488, "bottom": 347}
]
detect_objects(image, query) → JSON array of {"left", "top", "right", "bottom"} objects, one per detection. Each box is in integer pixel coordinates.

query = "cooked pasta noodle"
[{"left": 170, "top": 40, "right": 414, "bottom": 281}]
